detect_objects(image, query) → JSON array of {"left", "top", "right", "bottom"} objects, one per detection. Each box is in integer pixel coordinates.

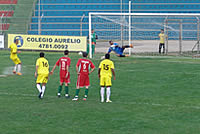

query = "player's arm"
[
  {"left": 50, "top": 64, "right": 57, "bottom": 75},
  {"left": 65, "top": 65, "right": 69, "bottom": 78},
  {"left": 76, "top": 65, "right": 80, "bottom": 75},
  {"left": 89, "top": 67, "right": 95, "bottom": 74},
  {"left": 111, "top": 68, "right": 116, "bottom": 80},
  {"left": 35, "top": 65, "right": 39, "bottom": 78},
  {"left": 107, "top": 47, "right": 112, "bottom": 54},
  {"left": 98, "top": 68, "right": 101, "bottom": 78},
  {"left": 89, "top": 62, "right": 95, "bottom": 74}
]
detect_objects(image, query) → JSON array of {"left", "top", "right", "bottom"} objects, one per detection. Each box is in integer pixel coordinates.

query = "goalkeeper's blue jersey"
[{"left": 108, "top": 43, "right": 124, "bottom": 55}]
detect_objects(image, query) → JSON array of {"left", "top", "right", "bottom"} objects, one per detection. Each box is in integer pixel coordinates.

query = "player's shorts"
[
  {"left": 76, "top": 73, "right": 90, "bottom": 88},
  {"left": 36, "top": 74, "right": 49, "bottom": 84},
  {"left": 100, "top": 76, "right": 112, "bottom": 87},
  {"left": 60, "top": 72, "right": 70, "bottom": 84},
  {"left": 10, "top": 56, "right": 21, "bottom": 64}
]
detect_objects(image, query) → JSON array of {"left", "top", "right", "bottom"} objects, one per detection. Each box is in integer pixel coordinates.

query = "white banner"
[{"left": 0, "top": 35, "right": 4, "bottom": 48}]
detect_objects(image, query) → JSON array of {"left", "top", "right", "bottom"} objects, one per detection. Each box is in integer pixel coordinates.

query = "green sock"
[
  {"left": 75, "top": 89, "right": 80, "bottom": 97},
  {"left": 65, "top": 86, "right": 69, "bottom": 94},
  {"left": 58, "top": 85, "right": 62, "bottom": 93},
  {"left": 85, "top": 89, "right": 89, "bottom": 97},
  {"left": 92, "top": 45, "right": 95, "bottom": 55}
]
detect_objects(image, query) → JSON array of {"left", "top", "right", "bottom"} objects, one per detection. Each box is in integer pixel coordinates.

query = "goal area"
[{"left": 89, "top": 13, "right": 200, "bottom": 58}]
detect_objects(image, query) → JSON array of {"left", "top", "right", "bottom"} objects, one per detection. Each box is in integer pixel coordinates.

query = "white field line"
[{"left": 0, "top": 92, "right": 200, "bottom": 110}]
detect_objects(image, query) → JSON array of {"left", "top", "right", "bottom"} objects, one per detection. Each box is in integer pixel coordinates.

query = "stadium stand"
[{"left": 28, "top": 0, "right": 200, "bottom": 39}]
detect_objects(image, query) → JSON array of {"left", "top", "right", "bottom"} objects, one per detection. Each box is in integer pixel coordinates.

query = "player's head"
[
  {"left": 161, "top": 29, "right": 164, "bottom": 33},
  {"left": 109, "top": 40, "right": 113, "bottom": 45},
  {"left": 14, "top": 38, "right": 19, "bottom": 44},
  {"left": 91, "top": 29, "right": 94, "bottom": 33},
  {"left": 105, "top": 53, "right": 110, "bottom": 59},
  {"left": 82, "top": 52, "right": 88, "bottom": 58},
  {"left": 40, "top": 52, "right": 45, "bottom": 57},
  {"left": 64, "top": 50, "right": 69, "bottom": 56}
]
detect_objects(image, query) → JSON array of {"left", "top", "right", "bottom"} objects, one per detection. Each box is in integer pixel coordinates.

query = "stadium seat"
[
  {"left": 1, "top": 24, "right": 10, "bottom": 30},
  {"left": 0, "top": 11, "right": 14, "bottom": 17},
  {"left": 0, "top": 0, "right": 17, "bottom": 4}
]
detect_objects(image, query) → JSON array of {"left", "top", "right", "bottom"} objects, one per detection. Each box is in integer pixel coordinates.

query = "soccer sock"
[
  {"left": 65, "top": 86, "right": 69, "bottom": 95},
  {"left": 36, "top": 84, "right": 42, "bottom": 93},
  {"left": 17, "top": 64, "right": 21, "bottom": 73},
  {"left": 106, "top": 87, "right": 111, "bottom": 101},
  {"left": 75, "top": 89, "right": 80, "bottom": 97},
  {"left": 41, "top": 86, "right": 46, "bottom": 97},
  {"left": 100, "top": 87, "right": 105, "bottom": 101},
  {"left": 14, "top": 65, "right": 17, "bottom": 72},
  {"left": 58, "top": 85, "right": 62, "bottom": 94},
  {"left": 85, "top": 89, "right": 89, "bottom": 97}
]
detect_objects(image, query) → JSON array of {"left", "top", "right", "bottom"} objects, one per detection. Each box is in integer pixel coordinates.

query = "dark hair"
[
  {"left": 14, "top": 38, "right": 19, "bottom": 43},
  {"left": 40, "top": 52, "right": 45, "bottom": 57},
  {"left": 83, "top": 52, "right": 88, "bottom": 57},
  {"left": 161, "top": 29, "right": 164, "bottom": 31},
  {"left": 105, "top": 53, "right": 110, "bottom": 59},
  {"left": 64, "top": 50, "right": 69, "bottom": 55},
  {"left": 109, "top": 40, "right": 113, "bottom": 44}
]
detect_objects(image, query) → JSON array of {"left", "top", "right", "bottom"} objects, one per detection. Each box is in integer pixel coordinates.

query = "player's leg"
[
  {"left": 64, "top": 82, "right": 70, "bottom": 98},
  {"left": 72, "top": 74, "right": 81, "bottom": 101},
  {"left": 64, "top": 73, "right": 70, "bottom": 98},
  {"left": 122, "top": 44, "right": 133, "bottom": 49},
  {"left": 105, "top": 77, "right": 112, "bottom": 103},
  {"left": 83, "top": 75, "right": 90, "bottom": 100},
  {"left": 100, "top": 76, "right": 105, "bottom": 102},
  {"left": 13, "top": 64, "right": 17, "bottom": 74},
  {"left": 41, "top": 83, "right": 47, "bottom": 98},
  {"left": 72, "top": 88, "right": 80, "bottom": 101},
  {"left": 162, "top": 44, "right": 165, "bottom": 54},
  {"left": 12, "top": 58, "right": 19, "bottom": 74},
  {"left": 159, "top": 43, "right": 162, "bottom": 54},
  {"left": 36, "top": 74, "right": 42, "bottom": 98},
  {"left": 92, "top": 42, "right": 95, "bottom": 54},
  {"left": 40, "top": 74, "right": 48, "bottom": 98},
  {"left": 100, "top": 86, "right": 105, "bottom": 102},
  {"left": 16, "top": 57, "right": 22, "bottom": 75},
  {"left": 57, "top": 81, "right": 63, "bottom": 98}
]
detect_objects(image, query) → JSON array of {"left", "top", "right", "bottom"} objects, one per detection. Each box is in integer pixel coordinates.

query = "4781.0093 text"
[{"left": 38, "top": 44, "right": 68, "bottom": 49}]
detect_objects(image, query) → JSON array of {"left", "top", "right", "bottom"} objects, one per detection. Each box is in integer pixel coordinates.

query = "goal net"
[{"left": 89, "top": 13, "right": 200, "bottom": 58}]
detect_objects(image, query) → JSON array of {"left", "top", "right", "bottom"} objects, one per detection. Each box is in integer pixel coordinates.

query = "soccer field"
[{"left": 1, "top": 50, "right": 200, "bottom": 134}]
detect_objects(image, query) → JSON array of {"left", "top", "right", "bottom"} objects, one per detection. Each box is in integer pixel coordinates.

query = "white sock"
[
  {"left": 14, "top": 65, "right": 17, "bottom": 71},
  {"left": 106, "top": 87, "right": 111, "bottom": 101},
  {"left": 41, "top": 86, "right": 46, "bottom": 97},
  {"left": 100, "top": 87, "right": 105, "bottom": 102},
  {"left": 17, "top": 64, "right": 21, "bottom": 73},
  {"left": 36, "top": 84, "right": 41, "bottom": 93}
]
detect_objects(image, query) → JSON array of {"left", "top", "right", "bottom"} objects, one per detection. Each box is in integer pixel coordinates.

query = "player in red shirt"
[
  {"left": 72, "top": 52, "right": 95, "bottom": 101},
  {"left": 50, "top": 50, "right": 71, "bottom": 98}
]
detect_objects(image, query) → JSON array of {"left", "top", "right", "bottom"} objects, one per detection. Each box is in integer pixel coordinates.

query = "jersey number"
[
  {"left": 42, "top": 62, "right": 48, "bottom": 67},
  {"left": 103, "top": 64, "right": 109, "bottom": 70}
]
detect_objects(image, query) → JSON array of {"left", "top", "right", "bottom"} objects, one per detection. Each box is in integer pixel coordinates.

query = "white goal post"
[{"left": 89, "top": 13, "right": 200, "bottom": 58}]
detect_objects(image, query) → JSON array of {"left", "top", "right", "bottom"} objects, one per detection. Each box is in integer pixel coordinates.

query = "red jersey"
[
  {"left": 56, "top": 57, "right": 71, "bottom": 77},
  {"left": 76, "top": 58, "right": 95, "bottom": 75}
]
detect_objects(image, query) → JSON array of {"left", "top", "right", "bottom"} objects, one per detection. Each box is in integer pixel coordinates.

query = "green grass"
[{"left": 1, "top": 50, "right": 200, "bottom": 134}]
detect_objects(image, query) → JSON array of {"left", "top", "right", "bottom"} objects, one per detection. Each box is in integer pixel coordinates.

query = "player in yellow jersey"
[
  {"left": 9, "top": 38, "right": 22, "bottom": 75},
  {"left": 35, "top": 52, "right": 49, "bottom": 99},
  {"left": 98, "top": 54, "right": 115, "bottom": 103},
  {"left": 158, "top": 29, "right": 167, "bottom": 54}
]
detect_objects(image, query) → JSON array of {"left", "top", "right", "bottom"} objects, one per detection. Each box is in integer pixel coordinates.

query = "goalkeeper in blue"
[{"left": 107, "top": 40, "right": 133, "bottom": 57}]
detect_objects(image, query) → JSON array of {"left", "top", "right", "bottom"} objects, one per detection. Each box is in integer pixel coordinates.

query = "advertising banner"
[{"left": 8, "top": 34, "right": 87, "bottom": 51}]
